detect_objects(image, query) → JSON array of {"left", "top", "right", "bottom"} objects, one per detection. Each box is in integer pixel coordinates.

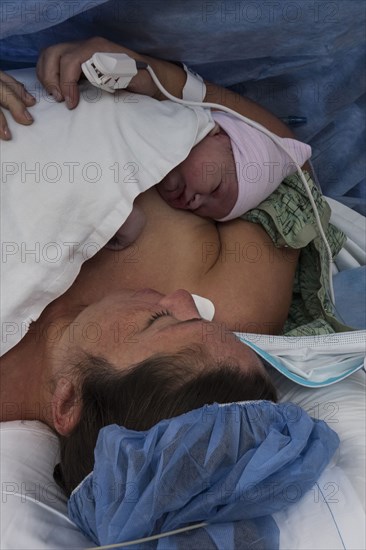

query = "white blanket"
[{"left": 0, "top": 69, "right": 215, "bottom": 356}]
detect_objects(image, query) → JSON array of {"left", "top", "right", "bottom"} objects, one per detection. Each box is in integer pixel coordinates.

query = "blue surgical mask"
[{"left": 236, "top": 331, "right": 365, "bottom": 387}]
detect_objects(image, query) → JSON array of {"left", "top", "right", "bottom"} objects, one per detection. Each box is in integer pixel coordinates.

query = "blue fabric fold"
[
  {"left": 0, "top": 0, "right": 110, "bottom": 39},
  {"left": 68, "top": 400, "right": 339, "bottom": 549}
]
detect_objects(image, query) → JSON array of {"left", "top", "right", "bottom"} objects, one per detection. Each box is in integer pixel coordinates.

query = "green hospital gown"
[{"left": 242, "top": 171, "right": 351, "bottom": 336}]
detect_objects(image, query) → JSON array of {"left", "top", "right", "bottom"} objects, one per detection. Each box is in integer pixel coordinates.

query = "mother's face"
[{"left": 55, "top": 289, "right": 262, "bottom": 373}]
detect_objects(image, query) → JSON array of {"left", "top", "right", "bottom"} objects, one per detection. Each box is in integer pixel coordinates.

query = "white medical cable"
[
  {"left": 307, "top": 158, "right": 322, "bottom": 192},
  {"left": 144, "top": 63, "right": 335, "bottom": 305},
  {"left": 86, "top": 521, "right": 208, "bottom": 549}
]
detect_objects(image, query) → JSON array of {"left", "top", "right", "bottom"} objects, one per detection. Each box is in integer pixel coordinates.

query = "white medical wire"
[
  {"left": 145, "top": 64, "right": 336, "bottom": 305},
  {"left": 308, "top": 158, "right": 322, "bottom": 192},
  {"left": 86, "top": 522, "right": 208, "bottom": 549}
]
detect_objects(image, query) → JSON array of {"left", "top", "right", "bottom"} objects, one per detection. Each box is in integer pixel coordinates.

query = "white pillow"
[
  {"left": 0, "top": 421, "right": 94, "bottom": 549},
  {"left": 272, "top": 368, "right": 366, "bottom": 509},
  {"left": 272, "top": 369, "right": 366, "bottom": 549},
  {"left": 0, "top": 68, "right": 214, "bottom": 357},
  {"left": 274, "top": 464, "right": 365, "bottom": 550},
  {"left": 1, "top": 370, "right": 364, "bottom": 550}
]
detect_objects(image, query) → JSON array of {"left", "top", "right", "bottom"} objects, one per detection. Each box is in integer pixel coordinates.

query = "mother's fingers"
[
  {"left": 0, "top": 109, "right": 12, "bottom": 140},
  {"left": 0, "top": 71, "right": 36, "bottom": 106},
  {"left": 0, "top": 81, "right": 34, "bottom": 122},
  {"left": 0, "top": 71, "right": 37, "bottom": 140}
]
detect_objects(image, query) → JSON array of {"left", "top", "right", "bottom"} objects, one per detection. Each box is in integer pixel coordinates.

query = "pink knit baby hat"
[{"left": 211, "top": 111, "right": 312, "bottom": 221}]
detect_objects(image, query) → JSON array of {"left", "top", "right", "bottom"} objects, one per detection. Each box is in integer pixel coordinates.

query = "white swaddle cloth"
[{"left": 0, "top": 70, "right": 215, "bottom": 356}]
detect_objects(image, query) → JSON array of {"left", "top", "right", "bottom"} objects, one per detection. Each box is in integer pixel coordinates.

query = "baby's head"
[
  {"left": 156, "top": 120, "right": 238, "bottom": 219},
  {"left": 157, "top": 112, "right": 311, "bottom": 221}
]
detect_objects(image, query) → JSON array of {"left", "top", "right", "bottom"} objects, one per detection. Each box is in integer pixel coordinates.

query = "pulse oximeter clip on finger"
[
  {"left": 82, "top": 52, "right": 336, "bottom": 306},
  {"left": 82, "top": 52, "right": 147, "bottom": 92}
]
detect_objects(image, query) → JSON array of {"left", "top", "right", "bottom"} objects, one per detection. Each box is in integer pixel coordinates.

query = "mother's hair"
[{"left": 54, "top": 345, "right": 277, "bottom": 496}]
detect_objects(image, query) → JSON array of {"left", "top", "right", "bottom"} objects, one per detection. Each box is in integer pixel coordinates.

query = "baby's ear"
[{"left": 208, "top": 122, "right": 221, "bottom": 136}]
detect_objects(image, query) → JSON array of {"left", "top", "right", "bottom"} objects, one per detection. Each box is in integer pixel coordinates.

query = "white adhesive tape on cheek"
[{"left": 191, "top": 294, "right": 215, "bottom": 321}]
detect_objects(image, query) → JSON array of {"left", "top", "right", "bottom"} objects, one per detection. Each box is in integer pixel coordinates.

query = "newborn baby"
[{"left": 107, "top": 112, "right": 311, "bottom": 249}]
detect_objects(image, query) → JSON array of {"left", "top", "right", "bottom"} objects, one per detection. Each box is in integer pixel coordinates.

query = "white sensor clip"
[{"left": 82, "top": 52, "right": 139, "bottom": 93}]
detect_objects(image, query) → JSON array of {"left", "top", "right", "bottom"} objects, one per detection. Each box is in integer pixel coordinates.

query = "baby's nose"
[{"left": 186, "top": 193, "right": 204, "bottom": 210}]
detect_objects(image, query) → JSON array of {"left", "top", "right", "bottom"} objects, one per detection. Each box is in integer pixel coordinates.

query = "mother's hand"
[
  {"left": 0, "top": 71, "right": 36, "bottom": 140},
  {"left": 36, "top": 37, "right": 161, "bottom": 110}
]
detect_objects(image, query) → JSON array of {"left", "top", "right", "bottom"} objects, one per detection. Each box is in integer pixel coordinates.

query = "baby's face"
[{"left": 156, "top": 128, "right": 238, "bottom": 219}]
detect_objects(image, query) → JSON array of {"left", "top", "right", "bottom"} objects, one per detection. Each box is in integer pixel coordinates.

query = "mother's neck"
[
  {"left": 0, "top": 300, "right": 73, "bottom": 425},
  {"left": 1, "top": 332, "right": 47, "bottom": 423}
]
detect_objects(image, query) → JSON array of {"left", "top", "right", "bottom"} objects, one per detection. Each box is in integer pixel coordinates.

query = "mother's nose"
[{"left": 157, "top": 289, "right": 201, "bottom": 320}]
